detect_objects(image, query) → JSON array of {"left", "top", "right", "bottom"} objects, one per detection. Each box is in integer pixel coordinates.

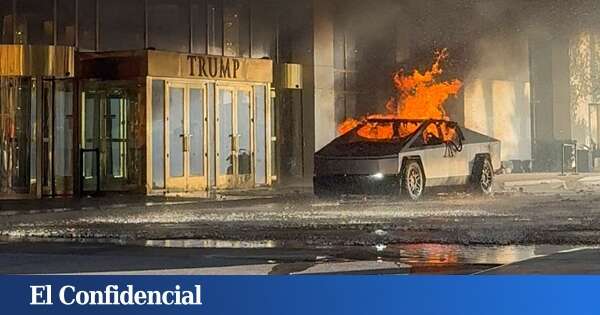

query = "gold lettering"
[
  {"left": 208, "top": 57, "right": 218, "bottom": 77},
  {"left": 233, "top": 59, "right": 241, "bottom": 79},
  {"left": 219, "top": 58, "right": 231, "bottom": 78},
  {"left": 199, "top": 57, "right": 208, "bottom": 77},
  {"left": 187, "top": 55, "right": 196, "bottom": 76}
]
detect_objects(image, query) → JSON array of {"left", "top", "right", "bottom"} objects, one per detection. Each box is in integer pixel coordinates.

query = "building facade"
[
  {"left": 0, "top": 0, "right": 291, "bottom": 198},
  {"left": 1, "top": 0, "right": 600, "bottom": 198}
]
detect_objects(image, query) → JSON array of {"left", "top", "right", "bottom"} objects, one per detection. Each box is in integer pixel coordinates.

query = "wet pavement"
[
  {"left": 4, "top": 190, "right": 600, "bottom": 246},
  {"left": 2, "top": 173, "right": 600, "bottom": 274},
  {"left": 0, "top": 240, "right": 586, "bottom": 275}
]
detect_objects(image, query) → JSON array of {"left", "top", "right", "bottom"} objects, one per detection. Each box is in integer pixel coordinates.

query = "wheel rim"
[
  {"left": 480, "top": 162, "right": 493, "bottom": 192},
  {"left": 407, "top": 166, "right": 423, "bottom": 198}
]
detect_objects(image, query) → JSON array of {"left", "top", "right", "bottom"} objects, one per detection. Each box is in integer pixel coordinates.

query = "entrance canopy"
[{"left": 79, "top": 50, "right": 273, "bottom": 83}]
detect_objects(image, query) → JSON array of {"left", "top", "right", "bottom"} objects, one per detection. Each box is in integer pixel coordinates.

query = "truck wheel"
[
  {"left": 402, "top": 160, "right": 425, "bottom": 201},
  {"left": 471, "top": 157, "right": 494, "bottom": 195}
]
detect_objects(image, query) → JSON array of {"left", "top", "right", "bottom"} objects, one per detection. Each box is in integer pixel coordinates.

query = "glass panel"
[
  {"left": 78, "top": 0, "right": 96, "bottom": 50},
  {"left": 237, "top": 90, "right": 251, "bottom": 175},
  {"left": 82, "top": 91, "right": 97, "bottom": 179},
  {"left": 191, "top": 0, "right": 207, "bottom": 54},
  {"left": 189, "top": 88, "right": 205, "bottom": 176},
  {"left": 99, "top": 0, "right": 144, "bottom": 51},
  {"left": 16, "top": 0, "right": 54, "bottom": 44},
  {"left": 54, "top": 80, "right": 74, "bottom": 194},
  {"left": 270, "top": 88, "right": 276, "bottom": 181},
  {"left": 207, "top": 0, "right": 223, "bottom": 55},
  {"left": 254, "top": 86, "right": 266, "bottom": 184},
  {"left": 30, "top": 78, "right": 37, "bottom": 191},
  {"left": 111, "top": 142, "right": 122, "bottom": 178},
  {"left": 152, "top": 80, "right": 165, "bottom": 189},
  {"left": 208, "top": 83, "right": 216, "bottom": 185},
  {"left": 250, "top": 1, "right": 275, "bottom": 58},
  {"left": 223, "top": 0, "right": 239, "bottom": 57},
  {"left": 107, "top": 98, "right": 125, "bottom": 178},
  {"left": 0, "top": 78, "right": 31, "bottom": 194},
  {"left": 83, "top": 93, "right": 99, "bottom": 150},
  {"left": 81, "top": 150, "right": 98, "bottom": 188},
  {"left": 218, "top": 89, "right": 233, "bottom": 175},
  {"left": 148, "top": 0, "right": 189, "bottom": 52},
  {"left": 57, "top": 0, "right": 76, "bottom": 46},
  {"left": 41, "top": 80, "right": 52, "bottom": 189},
  {"left": 169, "top": 87, "right": 184, "bottom": 177},
  {"left": 0, "top": 1, "right": 13, "bottom": 43}
]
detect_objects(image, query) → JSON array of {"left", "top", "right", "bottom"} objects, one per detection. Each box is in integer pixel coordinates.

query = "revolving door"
[{"left": 0, "top": 77, "right": 74, "bottom": 197}]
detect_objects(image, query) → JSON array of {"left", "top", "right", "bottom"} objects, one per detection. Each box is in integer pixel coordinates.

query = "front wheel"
[
  {"left": 471, "top": 157, "right": 494, "bottom": 195},
  {"left": 401, "top": 160, "right": 425, "bottom": 201}
]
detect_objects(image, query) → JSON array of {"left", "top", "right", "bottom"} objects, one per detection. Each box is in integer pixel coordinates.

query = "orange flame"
[{"left": 338, "top": 49, "right": 462, "bottom": 141}]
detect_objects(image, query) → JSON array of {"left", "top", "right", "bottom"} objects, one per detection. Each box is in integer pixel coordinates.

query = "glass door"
[
  {"left": 0, "top": 77, "right": 33, "bottom": 195},
  {"left": 236, "top": 87, "right": 254, "bottom": 188},
  {"left": 216, "top": 85, "right": 255, "bottom": 189},
  {"left": 187, "top": 85, "right": 208, "bottom": 191},
  {"left": 104, "top": 95, "right": 128, "bottom": 189},
  {"left": 165, "top": 83, "right": 208, "bottom": 192},
  {"left": 81, "top": 86, "right": 133, "bottom": 192}
]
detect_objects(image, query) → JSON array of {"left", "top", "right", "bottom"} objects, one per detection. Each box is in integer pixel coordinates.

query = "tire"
[
  {"left": 401, "top": 160, "right": 425, "bottom": 201},
  {"left": 471, "top": 156, "right": 494, "bottom": 195}
]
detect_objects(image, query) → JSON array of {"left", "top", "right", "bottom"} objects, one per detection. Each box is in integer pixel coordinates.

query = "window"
[
  {"left": 57, "top": 0, "right": 75, "bottom": 46},
  {"left": 152, "top": 80, "right": 165, "bottom": 189},
  {"left": 333, "top": 8, "right": 360, "bottom": 125},
  {"left": 191, "top": 0, "right": 207, "bottom": 54},
  {"left": 99, "top": 0, "right": 144, "bottom": 51},
  {"left": 147, "top": 0, "right": 189, "bottom": 52},
  {"left": 78, "top": 0, "right": 96, "bottom": 50},
  {"left": 0, "top": 1, "right": 13, "bottom": 43},
  {"left": 207, "top": 0, "right": 223, "bottom": 55},
  {"left": 16, "top": 0, "right": 54, "bottom": 44},
  {"left": 223, "top": 0, "right": 249, "bottom": 57},
  {"left": 250, "top": 1, "right": 276, "bottom": 58}
]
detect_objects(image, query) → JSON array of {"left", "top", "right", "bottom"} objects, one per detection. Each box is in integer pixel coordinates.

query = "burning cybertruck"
[{"left": 314, "top": 118, "right": 501, "bottom": 200}]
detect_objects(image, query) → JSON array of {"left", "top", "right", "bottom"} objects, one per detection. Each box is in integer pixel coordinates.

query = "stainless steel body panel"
[
  {"left": 398, "top": 141, "right": 500, "bottom": 187},
  {"left": 313, "top": 119, "right": 501, "bottom": 194},
  {"left": 314, "top": 156, "right": 398, "bottom": 176}
]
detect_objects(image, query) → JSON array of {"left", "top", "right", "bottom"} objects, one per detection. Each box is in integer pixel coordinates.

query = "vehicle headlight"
[{"left": 370, "top": 172, "right": 384, "bottom": 180}]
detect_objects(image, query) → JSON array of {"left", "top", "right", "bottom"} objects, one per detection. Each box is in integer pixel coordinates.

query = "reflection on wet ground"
[
  {"left": 382, "top": 244, "right": 587, "bottom": 274},
  {"left": 145, "top": 239, "right": 280, "bottom": 249},
  {"left": 386, "top": 243, "right": 577, "bottom": 265},
  {"left": 0, "top": 235, "right": 590, "bottom": 274},
  {"left": 142, "top": 239, "right": 586, "bottom": 274}
]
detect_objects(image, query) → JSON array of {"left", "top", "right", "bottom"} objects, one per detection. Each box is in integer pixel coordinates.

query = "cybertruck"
[{"left": 314, "top": 118, "right": 501, "bottom": 200}]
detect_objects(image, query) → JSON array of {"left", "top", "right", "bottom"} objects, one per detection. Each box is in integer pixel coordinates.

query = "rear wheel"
[
  {"left": 402, "top": 160, "right": 425, "bottom": 201},
  {"left": 471, "top": 156, "right": 494, "bottom": 195}
]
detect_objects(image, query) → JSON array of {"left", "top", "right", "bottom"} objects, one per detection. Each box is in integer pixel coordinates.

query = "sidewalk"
[
  {"left": 2, "top": 172, "right": 599, "bottom": 216},
  {"left": 480, "top": 247, "right": 600, "bottom": 274},
  {"left": 495, "top": 172, "right": 600, "bottom": 194},
  {"left": 0, "top": 186, "right": 312, "bottom": 216}
]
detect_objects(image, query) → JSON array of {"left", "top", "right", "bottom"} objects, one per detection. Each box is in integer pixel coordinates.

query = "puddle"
[
  {"left": 145, "top": 239, "right": 280, "bottom": 249},
  {"left": 0, "top": 234, "right": 590, "bottom": 272},
  {"left": 383, "top": 243, "right": 587, "bottom": 266}
]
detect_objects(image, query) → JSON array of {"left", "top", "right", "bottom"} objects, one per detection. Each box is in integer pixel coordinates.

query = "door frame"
[
  {"left": 80, "top": 81, "right": 134, "bottom": 193},
  {"left": 215, "top": 83, "right": 255, "bottom": 189},
  {"left": 164, "top": 81, "right": 209, "bottom": 192},
  {"left": 145, "top": 77, "right": 271, "bottom": 194}
]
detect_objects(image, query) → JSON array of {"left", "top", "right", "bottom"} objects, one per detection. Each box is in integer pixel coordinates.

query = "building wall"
[
  {"left": 312, "top": 0, "right": 336, "bottom": 152},
  {"left": 0, "top": 0, "right": 279, "bottom": 58},
  {"left": 458, "top": 32, "right": 533, "bottom": 162}
]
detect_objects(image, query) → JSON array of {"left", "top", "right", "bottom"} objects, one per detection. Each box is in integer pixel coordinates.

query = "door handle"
[{"left": 181, "top": 134, "right": 189, "bottom": 152}]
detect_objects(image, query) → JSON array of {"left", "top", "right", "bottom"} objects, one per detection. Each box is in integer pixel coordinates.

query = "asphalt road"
[{"left": 2, "top": 190, "right": 600, "bottom": 246}]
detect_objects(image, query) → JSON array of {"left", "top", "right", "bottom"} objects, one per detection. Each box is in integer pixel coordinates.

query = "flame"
[{"left": 338, "top": 49, "right": 463, "bottom": 141}]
